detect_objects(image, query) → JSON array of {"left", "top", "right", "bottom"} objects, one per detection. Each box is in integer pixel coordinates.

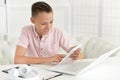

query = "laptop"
[{"left": 47, "top": 46, "right": 120, "bottom": 75}]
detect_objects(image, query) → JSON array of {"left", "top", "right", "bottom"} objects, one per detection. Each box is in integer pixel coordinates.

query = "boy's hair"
[{"left": 31, "top": 1, "right": 53, "bottom": 17}]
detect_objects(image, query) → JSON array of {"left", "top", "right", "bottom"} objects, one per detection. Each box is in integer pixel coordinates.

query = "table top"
[
  {"left": 0, "top": 63, "right": 74, "bottom": 80},
  {"left": 76, "top": 57, "right": 120, "bottom": 80},
  {"left": 0, "top": 57, "right": 120, "bottom": 80}
]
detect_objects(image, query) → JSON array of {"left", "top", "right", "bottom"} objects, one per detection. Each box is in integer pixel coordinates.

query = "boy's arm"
[{"left": 14, "top": 46, "right": 65, "bottom": 64}]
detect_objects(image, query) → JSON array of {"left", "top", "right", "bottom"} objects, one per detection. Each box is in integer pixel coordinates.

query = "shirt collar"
[
  {"left": 33, "top": 25, "right": 39, "bottom": 38},
  {"left": 32, "top": 25, "right": 53, "bottom": 39}
]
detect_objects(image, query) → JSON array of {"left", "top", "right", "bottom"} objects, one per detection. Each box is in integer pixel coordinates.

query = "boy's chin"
[{"left": 43, "top": 33, "right": 49, "bottom": 35}]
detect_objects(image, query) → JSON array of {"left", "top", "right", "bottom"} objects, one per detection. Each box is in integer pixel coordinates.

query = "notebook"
[{"left": 47, "top": 46, "right": 120, "bottom": 75}]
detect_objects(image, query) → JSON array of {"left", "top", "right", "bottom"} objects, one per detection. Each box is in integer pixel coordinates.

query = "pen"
[
  {"left": 2, "top": 66, "right": 19, "bottom": 74},
  {"left": 45, "top": 73, "right": 63, "bottom": 80}
]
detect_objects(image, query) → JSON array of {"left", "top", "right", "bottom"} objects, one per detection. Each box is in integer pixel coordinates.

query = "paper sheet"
[{"left": 32, "top": 67, "right": 61, "bottom": 80}]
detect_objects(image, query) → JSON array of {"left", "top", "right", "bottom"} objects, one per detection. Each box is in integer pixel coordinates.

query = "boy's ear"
[{"left": 30, "top": 17, "right": 34, "bottom": 23}]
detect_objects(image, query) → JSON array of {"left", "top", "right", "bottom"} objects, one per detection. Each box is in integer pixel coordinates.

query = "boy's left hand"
[{"left": 70, "top": 47, "right": 84, "bottom": 60}]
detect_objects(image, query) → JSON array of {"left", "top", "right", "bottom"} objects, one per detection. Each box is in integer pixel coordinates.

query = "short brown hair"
[{"left": 31, "top": 1, "right": 53, "bottom": 17}]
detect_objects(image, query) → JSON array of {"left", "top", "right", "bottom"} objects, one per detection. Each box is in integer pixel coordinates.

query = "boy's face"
[{"left": 31, "top": 12, "right": 53, "bottom": 36}]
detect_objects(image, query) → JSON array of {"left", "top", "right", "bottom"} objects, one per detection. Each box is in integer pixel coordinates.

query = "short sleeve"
[
  {"left": 17, "top": 27, "right": 29, "bottom": 48},
  {"left": 59, "top": 29, "right": 72, "bottom": 52}
]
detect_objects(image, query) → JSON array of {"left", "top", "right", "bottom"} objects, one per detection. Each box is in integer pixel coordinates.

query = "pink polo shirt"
[{"left": 17, "top": 25, "right": 71, "bottom": 57}]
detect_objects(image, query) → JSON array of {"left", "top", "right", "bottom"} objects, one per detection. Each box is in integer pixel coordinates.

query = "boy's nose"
[{"left": 46, "top": 24, "right": 51, "bottom": 29}]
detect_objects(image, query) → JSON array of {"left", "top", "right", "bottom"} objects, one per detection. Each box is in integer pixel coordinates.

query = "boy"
[{"left": 14, "top": 1, "right": 83, "bottom": 64}]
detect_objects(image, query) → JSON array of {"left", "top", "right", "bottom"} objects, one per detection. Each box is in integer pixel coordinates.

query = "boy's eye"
[
  {"left": 42, "top": 24, "right": 45, "bottom": 25},
  {"left": 41, "top": 23, "right": 46, "bottom": 25},
  {"left": 50, "top": 21, "right": 53, "bottom": 24}
]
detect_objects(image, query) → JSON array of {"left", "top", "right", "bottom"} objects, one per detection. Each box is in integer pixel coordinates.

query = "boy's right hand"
[{"left": 45, "top": 54, "right": 66, "bottom": 64}]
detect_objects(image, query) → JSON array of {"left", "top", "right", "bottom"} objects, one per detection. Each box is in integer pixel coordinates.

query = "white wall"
[
  {"left": 6, "top": 0, "right": 71, "bottom": 38},
  {"left": 1, "top": 0, "right": 120, "bottom": 45},
  {"left": 102, "top": 0, "right": 120, "bottom": 45},
  {"left": 0, "top": 0, "right": 7, "bottom": 39},
  {"left": 71, "top": 0, "right": 100, "bottom": 38},
  {"left": 71, "top": 0, "right": 120, "bottom": 45}
]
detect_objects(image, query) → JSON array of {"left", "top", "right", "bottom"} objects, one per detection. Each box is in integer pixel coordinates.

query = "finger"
[
  {"left": 74, "top": 49, "right": 81, "bottom": 55},
  {"left": 70, "top": 53, "right": 78, "bottom": 58},
  {"left": 70, "top": 56, "right": 77, "bottom": 60},
  {"left": 77, "top": 53, "right": 84, "bottom": 59},
  {"left": 71, "top": 53, "right": 84, "bottom": 60},
  {"left": 51, "top": 61, "right": 58, "bottom": 65},
  {"left": 51, "top": 61, "right": 59, "bottom": 65},
  {"left": 71, "top": 52, "right": 79, "bottom": 57},
  {"left": 50, "top": 55, "right": 60, "bottom": 63},
  {"left": 52, "top": 56, "right": 61, "bottom": 63},
  {"left": 70, "top": 53, "right": 77, "bottom": 57},
  {"left": 59, "top": 54, "right": 66, "bottom": 58},
  {"left": 70, "top": 54, "right": 78, "bottom": 59},
  {"left": 55, "top": 55, "right": 62, "bottom": 62},
  {"left": 71, "top": 54, "right": 78, "bottom": 58}
]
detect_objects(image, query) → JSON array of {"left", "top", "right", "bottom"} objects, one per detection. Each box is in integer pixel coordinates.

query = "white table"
[
  {"left": 0, "top": 57, "right": 120, "bottom": 80},
  {"left": 76, "top": 57, "right": 120, "bottom": 80},
  {"left": 0, "top": 63, "right": 74, "bottom": 80}
]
